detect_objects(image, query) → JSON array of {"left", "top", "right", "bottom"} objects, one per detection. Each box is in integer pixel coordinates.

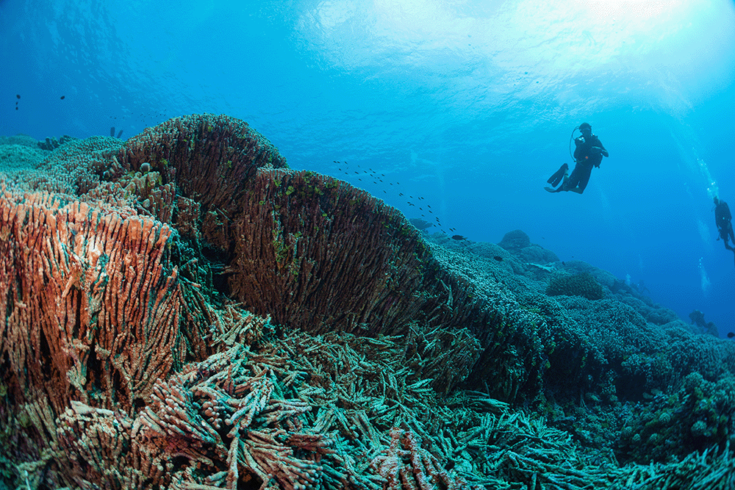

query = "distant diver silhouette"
[
  {"left": 545, "top": 122, "right": 608, "bottom": 194},
  {"left": 714, "top": 196, "right": 735, "bottom": 264}
]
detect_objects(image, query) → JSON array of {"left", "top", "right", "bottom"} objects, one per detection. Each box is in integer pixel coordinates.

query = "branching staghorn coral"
[
  {"left": 8, "top": 299, "right": 735, "bottom": 489},
  {"left": 370, "top": 428, "right": 469, "bottom": 490},
  {"left": 96, "top": 115, "right": 512, "bottom": 385},
  {"left": 0, "top": 191, "right": 187, "bottom": 417}
]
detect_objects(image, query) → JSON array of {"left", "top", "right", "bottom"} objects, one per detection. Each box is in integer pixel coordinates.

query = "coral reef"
[
  {"left": 0, "top": 144, "right": 46, "bottom": 171},
  {"left": 3, "top": 115, "right": 735, "bottom": 488},
  {"left": 498, "top": 229, "right": 559, "bottom": 264},
  {"left": 546, "top": 272, "right": 604, "bottom": 300},
  {"left": 37, "top": 134, "right": 78, "bottom": 151},
  {"left": 0, "top": 191, "right": 197, "bottom": 415},
  {"left": 498, "top": 229, "right": 531, "bottom": 249},
  {"left": 617, "top": 372, "right": 735, "bottom": 463},
  {"left": 409, "top": 218, "right": 433, "bottom": 231},
  {"left": 690, "top": 309, "right": 719, "bottom": 336},
  {"left": 0, "top": 134, "right": 39, "bottom": 147}
]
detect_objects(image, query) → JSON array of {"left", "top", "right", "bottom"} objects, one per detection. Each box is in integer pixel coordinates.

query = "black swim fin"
[{"left": 547, "top": 163, "right": 569, "bottom": 187}]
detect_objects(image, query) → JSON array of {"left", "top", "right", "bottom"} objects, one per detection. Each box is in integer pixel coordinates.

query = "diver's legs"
[
  {"left": 545, "top": 164, "right": 569, "bottom": 193},
  {"left": 574, "top": 166, "right": 593, "bottom": 194},
  {"left": 724, "top": 226, "right": 735, "bottom": 251},
  {"left": 547, "top": 163, "right": 569, "bottom": 187},
  {"left": 562, "top": 165, "right": 583, "bottom": 193},
  {"left": 544, "top": 185, "right": 567, "bottom": 193}
]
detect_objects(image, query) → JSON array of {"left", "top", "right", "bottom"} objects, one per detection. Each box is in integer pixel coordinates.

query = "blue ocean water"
[{"left": 2, "top": 0, "right": 735, "bottom": 333}]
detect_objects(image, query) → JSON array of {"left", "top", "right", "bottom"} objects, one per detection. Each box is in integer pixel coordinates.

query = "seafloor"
[{"left": 1, "top": 114, "right": 734, "bottom": 489}]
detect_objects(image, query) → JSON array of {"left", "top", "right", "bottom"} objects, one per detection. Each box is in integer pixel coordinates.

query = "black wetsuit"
[
  {"left": 715, "top": 200, "right": 735, "bottom": 250},
  {"left": 566, "top": 134, "right": 606, "bottom": 193}
]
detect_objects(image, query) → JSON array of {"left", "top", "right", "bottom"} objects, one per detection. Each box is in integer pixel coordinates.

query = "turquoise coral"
[{"left": 546, "top": 271, "right": 604, "bottom": 300}]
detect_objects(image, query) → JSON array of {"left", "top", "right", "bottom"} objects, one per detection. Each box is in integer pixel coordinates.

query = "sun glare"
[
  {"left": 578, "top": 0, "right": 677, "bottom": 22},
  {"left": 300, "top": 0, "right": 735, "bottom": 113}
]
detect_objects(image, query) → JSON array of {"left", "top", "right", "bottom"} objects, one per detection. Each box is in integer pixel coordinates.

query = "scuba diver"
[
  {"left": 714, "top": 196, "right": 735, "bottom": 262},
  {"left": 545, "top": 122, "right": 609, "bottom": 194}
]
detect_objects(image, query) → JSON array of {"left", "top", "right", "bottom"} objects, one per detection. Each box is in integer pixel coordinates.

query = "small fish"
[
  {"left": 427, "top": 205, "right": 431, "bottom": 208},
  {"left": 60, "top": 95, "right": 65, "bottom": 99},
  {"left": 399, "top": 193, "right": 403, "bottom": 196},
  {"left": 728, "top": 332, "right": 735, "bottom": 339},
  {"left": 493, "top": 256, "right": 503, "bottom": 262},
  {"left": 16, "top": 94, "right": 20, "bottom": 99},
  {"left": 451, "top": 235, "right": 466, "bottom": 241}
]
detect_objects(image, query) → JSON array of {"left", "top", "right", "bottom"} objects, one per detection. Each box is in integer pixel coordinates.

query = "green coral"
[
  {"left": 617, "top": 372, "right": 735, "bottom": 463},
  {"left": 546, "top": 272, "right": 604, "bottom": 300}
]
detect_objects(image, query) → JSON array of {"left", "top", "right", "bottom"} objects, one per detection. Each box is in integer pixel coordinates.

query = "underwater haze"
[{"left": 2, "top": 0, "right": 735, "bottom": 332}]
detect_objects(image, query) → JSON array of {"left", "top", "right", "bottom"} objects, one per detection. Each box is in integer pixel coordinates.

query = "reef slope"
[{"left": 1, "top": 115, "right": 734, "bottom": 488}]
